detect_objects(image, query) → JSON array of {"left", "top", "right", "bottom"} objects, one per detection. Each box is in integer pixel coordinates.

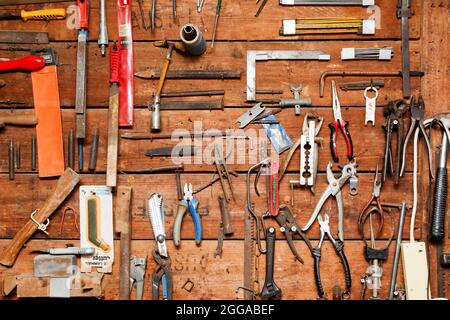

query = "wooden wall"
[{"left": 0, "top": 0, "right": 448, "bottom": 300}]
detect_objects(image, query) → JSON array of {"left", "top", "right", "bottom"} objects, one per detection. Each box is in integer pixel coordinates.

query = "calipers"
[{"left": 246, "top": 50, "right": 330, "bottom": 102}]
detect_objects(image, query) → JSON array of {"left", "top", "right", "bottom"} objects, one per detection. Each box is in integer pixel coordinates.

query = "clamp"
[
  {"left": 313, "top": 213, "right": 351, "bottom": 299},
  {"left": 152, "top": 249, "right": 173, "bottom": 300},
  {"left": 302, "top": 162, "right": 358, "bottom": 242},
  {"left": 173, "top": 183, "right": 202, "bottom": 246}
]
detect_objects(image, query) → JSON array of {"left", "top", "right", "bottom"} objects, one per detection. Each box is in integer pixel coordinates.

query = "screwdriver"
[
  {"left": 0, "top": 8, "right": 66, "bottom": 21},
  {"left": 211, "top": 0, "right": 222, "bottom": 48}
]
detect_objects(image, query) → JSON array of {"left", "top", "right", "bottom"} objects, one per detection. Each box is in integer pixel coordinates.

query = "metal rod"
[
  {"left": 88, "top": 128, "right": 99, "bottom": 171},
  {"left": 31, "top": 134, "right": 36, "bottom": 171},
  {"left": 15, "top": 142, "right": 20, "bottom": 169},
  {"left": 68, "top": 129, "right": 74, "bottom": 169},
  {"left": 388, "top": 201, "right": 407, "bottom": 299},
  {"left": 160, "top": 90, "right": 225, "bottom": 98},
  {"left": 8, "top": 139, "right": 14, "bottom": 180}
]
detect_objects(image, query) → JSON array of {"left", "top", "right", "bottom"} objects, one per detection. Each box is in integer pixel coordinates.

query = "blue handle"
[
  {"left": 162, "top": 274, "right": 168, "bottom": 300},
  {"left": 188, "top": 198, "right": 202, "bottom": 244}
]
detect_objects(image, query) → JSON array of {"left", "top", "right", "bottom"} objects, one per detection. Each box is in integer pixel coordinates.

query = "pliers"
[
  {"left": 329, "top": 80, "right": 354, "bottom": 163},
  {"left": 382, "top": 99, "right": 408, "bottom": 184},
  {"left": 400, "top": 96, "right": 434, "bottom": 178},
  {"left": 152, "top": 249, "right": 173, "bottom": 300},
  {"left": 173, "top": 183, "right": 202, "bottom": 246},
  {"left": 276, "top": 205, "right": 313, "bottom": 264},
  {"left": 313, "top": 213, "right": 351, "bottom": 299},
  {"left": 302, "top": 162, "right": 358, "bottom": 242},
  {"left": 357, "top": 162, "right": 384, "bottom": 233}
]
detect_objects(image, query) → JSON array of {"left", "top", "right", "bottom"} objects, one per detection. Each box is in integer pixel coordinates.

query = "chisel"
[{"left": 0, "top": 8, "right": 66, "bottom": 21}]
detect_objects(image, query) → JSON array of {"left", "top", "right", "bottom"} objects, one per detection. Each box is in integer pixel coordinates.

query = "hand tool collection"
[{"left": 0, "top": 0, "right": 448, "bottom": 302}]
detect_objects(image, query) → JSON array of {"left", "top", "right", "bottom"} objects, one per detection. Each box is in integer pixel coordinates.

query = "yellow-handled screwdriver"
[{"left": 0, "top": 8, "right": 66, "bottom": 21}]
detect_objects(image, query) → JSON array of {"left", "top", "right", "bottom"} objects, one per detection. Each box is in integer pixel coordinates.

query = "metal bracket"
[
  {"left": 246, "top": 50, "right": 330, "bottom": 102},
  {"left": 30, "top": 209, "right": 50, "bottom": 235}
]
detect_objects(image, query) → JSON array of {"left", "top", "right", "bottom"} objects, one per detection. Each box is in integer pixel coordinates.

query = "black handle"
[
  {"left": 260, "top": 227, "right": 282, "bottom": 300},
  {"left": 430, "top": 167, "right": 447, "bottom": 241},
  {"left": 334, "top": 240, "right": 352, "bottom": 291},
  {"left": 329, "top": 122, "right": 339, "bottom": 163},
  {"left": 312, "top": 247, "right": 324, "bottom": 297}
]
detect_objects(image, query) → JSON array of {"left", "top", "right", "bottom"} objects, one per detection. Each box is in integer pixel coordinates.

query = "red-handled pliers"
[{"left": 329, "top": 80, "right": 353, "bottom": 163}]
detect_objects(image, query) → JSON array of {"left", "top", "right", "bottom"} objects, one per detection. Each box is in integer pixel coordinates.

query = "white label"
[
  {"left": 341, "top": 48, "right": 356, "bottom": 60},
  {"left": 362, "top": 19, "right": 376, "bottom": 35},
  {"left": 282, "top": 20, "right": 297, "bottom": 35},
  {"left": 119, "top": 23, "right": 131, "bottom": 37}
]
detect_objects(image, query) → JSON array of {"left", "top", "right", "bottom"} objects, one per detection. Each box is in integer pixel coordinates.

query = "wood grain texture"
[{"left": 0, "top": 0, "right": 447, "bottom": 300}]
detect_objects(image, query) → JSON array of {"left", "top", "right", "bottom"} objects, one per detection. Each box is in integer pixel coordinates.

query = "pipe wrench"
[{"left": 302, "top": 162, "right": 358, "bottom": 242}]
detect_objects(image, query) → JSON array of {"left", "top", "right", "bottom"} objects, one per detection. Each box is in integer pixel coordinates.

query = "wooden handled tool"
[
  {"left": 0, "top": 168, "right": 80, "bottom": 267},
  {"left": 114, "top": 186, "right": 132, "bottom": 300},
  {"left": 0, "top": 114, "right": 38, "bottom": 127}
]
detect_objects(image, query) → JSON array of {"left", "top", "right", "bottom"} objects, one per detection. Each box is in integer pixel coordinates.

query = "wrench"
[
  {"left": 290, "top": 84, "right": 303, "bottom": 115},
  {"left": 130, "top": 256, "right": 147, "bottom": 300},
  {"left": 259, "top": 227, "right": 282, "bottom": 300}
]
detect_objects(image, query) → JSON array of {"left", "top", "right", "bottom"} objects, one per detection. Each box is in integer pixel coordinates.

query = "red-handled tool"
[
  {"left": 329, "top": 80, "right": 353, "bottom": 163},
  {"left": 77, "top": 0, "right": 89, "bottom": 30},
  {"left": 269, "top": 161, "right": 279, "bottom": 217},
  {"left": 0, "top": 56, "right": 45, "bottom": 72},
  {"left": 110, "top": 43, "right": 121, "bottom": 84}
]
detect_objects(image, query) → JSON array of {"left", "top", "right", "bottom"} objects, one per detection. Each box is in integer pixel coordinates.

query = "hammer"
[{"left": 151, "top": 40, "right": 187, "bottom": 131}]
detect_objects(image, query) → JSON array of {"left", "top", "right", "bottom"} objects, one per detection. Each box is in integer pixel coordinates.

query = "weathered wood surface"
[
  {"left": 0, "top": 1, "right": 421, "bottom": 41},
  {"left": 0, "top": 0, "right": 448, "bottom": 300},
  {"left": 0, "top": 41, "right": 421, "bottom": 107},
  {"left": 0, "top": 239, "right": 408, "bottom": 300},
  {"left": 0, "top": 108, "right": 415, "bottom": 173}
]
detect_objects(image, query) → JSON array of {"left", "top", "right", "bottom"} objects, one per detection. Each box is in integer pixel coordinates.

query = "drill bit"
[{"left": 211, "top": 0, "right": 222, "bottom": 48}]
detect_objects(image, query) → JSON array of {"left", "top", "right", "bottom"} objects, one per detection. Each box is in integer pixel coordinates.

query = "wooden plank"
[
  {"left": 0, "top": 239, "right": 416, "bottom": 300},
  {"left": 0, "top": 41, "right": 421, "bottom": 108},
  {"left": 0, "top": 0, "right": 421, "bottom": 41},
  {"left": 0, "top": 108, "right": 415, "bottom": 173},
  {"left": 0, "top": 172, "right": 415, "bottom": 241}
]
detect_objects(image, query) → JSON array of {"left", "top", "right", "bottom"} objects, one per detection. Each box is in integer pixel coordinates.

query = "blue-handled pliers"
[{"left": 173, "top": 183, "right": 202, "bottom": 246}]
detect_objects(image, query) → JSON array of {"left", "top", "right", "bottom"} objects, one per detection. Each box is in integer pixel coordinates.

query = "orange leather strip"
[{"left": 31, "top": 65, "right": 64, "bottom": 178}]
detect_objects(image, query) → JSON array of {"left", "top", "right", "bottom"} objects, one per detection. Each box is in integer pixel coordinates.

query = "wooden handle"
[
  {"left": 0, "top": 115, "right": 38, "bottom": 126},
  {"left": 114, "top": 186, "right": 132, "bottom": 300},
  {"left": 0, "top": 168, "right": 80, "bottom": 267}
]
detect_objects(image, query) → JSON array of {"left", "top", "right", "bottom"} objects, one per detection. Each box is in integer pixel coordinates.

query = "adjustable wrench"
[
  {"left": 259, "top": 227, "right": 282, "bottom": 300},
  {"left": 130, "top": 256, "right": 147, "bottom": 300}
]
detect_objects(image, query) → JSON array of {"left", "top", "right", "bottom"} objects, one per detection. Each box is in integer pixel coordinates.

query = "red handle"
[
  {"left": 77, "top": 0, "right": 89, "bottom": 30},
  {"left": 0, "top": 56, "right": 45, "bottom": 72},
  {"left": 269, "top": 161, "right": 279, "bottom": 217},
  {"left": 341, "top": 120, "right": 354, "bottom": 161},
  {"left": 110, "top": 43, "right": 121, "bottom": 84}
]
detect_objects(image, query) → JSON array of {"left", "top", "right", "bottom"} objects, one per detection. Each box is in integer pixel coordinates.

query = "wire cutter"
[
  {"left": 329, "top": 80, "right": 354, "bottom": 163},
  {"left": 400, "top": 96, "right": 434, "bottom": 178},
  {"left": 302, "top": 162, "right": 358, "bottom": 242},
  {"left": 275, "top": 205, "right": 313, "bottom": 264},
  {"left": 313, "top": 213, "right": 351, "bottom": 299},
  {"left": 152, "top": 249, "right": 173, "bottom": 300},
  {"left": 173, "top": 183, "right": 202, "bottom": 246}
]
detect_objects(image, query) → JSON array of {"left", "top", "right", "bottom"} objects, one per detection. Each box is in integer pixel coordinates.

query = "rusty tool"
[
  {"left": 88, "top": 128, "right": 99, "bottom": 171},
  {"left": 31, "top": 134, "right": 36, "bottom": 171},
  {"left": 219, "top": 195, "right": 233, "bottom": 235},
  {"left": 0, "top": 114, "right": 38, "bottom": 127},
  {"left": 136, "top": 0, "right": 149, "bottom": 30},
  {"left": 8, "top": 139, "right": 14, "bottom": 180},
  {"left": 122, "top": 130, "right": 251, "bottom": 141},
  {"left": 193, "top": 170, "right": 239, "bottom": 194},
  {"left": 160, "top": 90, "right": 225, "bottom": 98},
  {"left": 145, "top": 146, "right": 197, "bottom": 157},
  {"left": 0, "top": 168, "right": 80, "bottom": 267},
  {"left": 151, "top": 100, "right": 224, "bottom": 110},
  {"left": 143, "top": 164, "right": 184, "bottom": 201},
  {"left": 68, "top": 130, "right": 74, "bottom": 169},
  {"left": 0, "top": 31, "right": 49, "bottom": 44},
  {"left": 135, "top": 69, "right": 241, "bottom": 79},
  {"left": 151, "top": 40, "right": 187, "bottom": 131},
  {"left": 340, "top": 80, "right": 385, "bottom": 91},
  {"left": 15, "top": 142, "right": 20, "bottom": 169},
  {"left": 114, "top": 186, "right": 132, "bottom": 300},
  {"left": 255, "top": 0, "right": 269, "bottom": 17},
  {"left": 319, "top": 70, "right": 424, "bottom": 97},
  {"left": 75, "top": 0, "right": 90, "bottom": 172},
  {"left": 397, "top": 0, "right": 413, "bottom": 98},
  {"left": 213, "top": 144, "right": 235, "bottom": 201}
]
